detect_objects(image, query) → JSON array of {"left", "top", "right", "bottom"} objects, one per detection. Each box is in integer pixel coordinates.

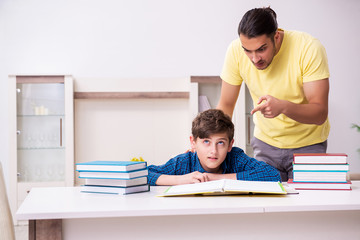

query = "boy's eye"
[
  {"left": 203, "top": 140, "right": 210, "bottom": 144},
  {"left": 217, "top": 141, "right": 225, "bottom": 145}
]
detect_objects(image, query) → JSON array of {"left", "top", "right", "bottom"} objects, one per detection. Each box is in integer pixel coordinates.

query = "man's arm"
[
  {"left": 216, "top": 80, "right": 241, "bottom": 118},
  {"left": 251, "top": 79, "right": 329, "bottom": 125}
]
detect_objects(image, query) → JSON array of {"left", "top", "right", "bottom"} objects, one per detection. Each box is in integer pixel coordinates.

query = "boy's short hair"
[{"left": 192, "top": 109, "right": 234, "bottom": 141}]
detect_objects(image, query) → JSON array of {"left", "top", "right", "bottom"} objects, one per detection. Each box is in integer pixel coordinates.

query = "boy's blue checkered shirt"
[{"left": 147, "top": 147, "right": 281, "bottom": 185}]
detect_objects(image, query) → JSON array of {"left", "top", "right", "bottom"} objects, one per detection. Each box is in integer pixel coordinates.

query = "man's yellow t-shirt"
[{"left": 221, "top": 30, "right": 330, "bottom": 149}]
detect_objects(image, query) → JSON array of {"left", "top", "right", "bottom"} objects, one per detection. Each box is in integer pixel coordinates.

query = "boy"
[{"left": 148, "top": 109, "right": 281, "bottom": 186}]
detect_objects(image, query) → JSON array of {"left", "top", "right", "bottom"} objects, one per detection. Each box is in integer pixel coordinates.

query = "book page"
[
  {"left": 223, "top": 180, "right": 285, "bottom": 194},
  {"left": 164, "top": 179, "right": 225, "bottom": 195}
]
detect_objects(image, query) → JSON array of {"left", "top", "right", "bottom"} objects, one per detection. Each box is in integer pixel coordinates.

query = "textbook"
[
  {"left": 293, "top": 171, "right": 347, "bottom": 182},
  {"left": 84, "top": 176, "right": 148, "bottom": 187},
  {"left": 76, "top": 161, "right": 147, "bottom": 172},
  {"left": 78, "top": 169, "right": 148, "bottom": 179},
  {"left": 293, "top": 164, "right": 349, "bottom": 171},
  {"left": 293, "top": 153, "right": 348, "bottom": 164},
  {"left": 287, "top": 179, "right": 352, "bottom": 190},
  {"left": 160, "top": 179, "right": 286, "bottom": 197},
  {"left": 81, "top": 184, "right": 150, "bottom": 195}
]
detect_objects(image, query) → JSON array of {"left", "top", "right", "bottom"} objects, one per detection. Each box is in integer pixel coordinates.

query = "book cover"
[
  {"left": 293, "top": 164, "right": 349, "bottom": 171},
  {"left": 81, "top": 184, "right": 150, "bottom": 195},
  {"left": 84, "top": 176, "right": 148, "bottom": 187},
  {"left": 76, "top": 161, "right": 147, "bottom": 172},
  {"left": 78, "top": 169, "right": 148, "bottom": 180},
  {"left": 293, "top": 171, "right": 347, "bottom": 183},
  {"left": 159, "top": 179, "right": 286, "bottom": 197},
  {"left": 293, "top": 153, "right": 347, "bottom": 164},
  {"left": 287, "top": 179, "right": 352, "bottom": 190}
]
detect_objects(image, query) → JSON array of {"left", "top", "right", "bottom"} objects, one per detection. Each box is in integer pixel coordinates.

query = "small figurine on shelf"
[
  {"left": 34, "top": 105, "right": 49, "bottom": 115},
  {"left": 131, "top": 157, "right": 145, "bottom": 162}
]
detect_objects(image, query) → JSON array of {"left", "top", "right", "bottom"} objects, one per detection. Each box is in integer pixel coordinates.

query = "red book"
[
  {"left": 293, "top": 153, "right": 348, "bottom": 164},
  {"left": 287, "top": 179, "right": 352, "bottom": 190}
]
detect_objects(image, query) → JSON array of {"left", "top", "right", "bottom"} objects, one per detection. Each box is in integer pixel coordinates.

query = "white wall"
[{"left": 1, "top": 0, "right": 360, "bottom": 187}]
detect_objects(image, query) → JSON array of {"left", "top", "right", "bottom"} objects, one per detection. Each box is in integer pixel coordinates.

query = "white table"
[{"left": 17, "top": 182, "right": 360, "bottom": 240}]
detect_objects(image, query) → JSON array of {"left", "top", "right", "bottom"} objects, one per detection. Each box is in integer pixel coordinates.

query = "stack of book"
[
  {"left": 76, "top": 160, "right": 149, "bottom": 194},
  {"left": 287, "top": 153, "right": 352, "bottom": 190}
]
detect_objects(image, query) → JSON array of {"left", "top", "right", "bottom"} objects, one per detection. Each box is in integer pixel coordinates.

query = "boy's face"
[{"left": 190, "top": 132, "right": 234, "bottom": 173}]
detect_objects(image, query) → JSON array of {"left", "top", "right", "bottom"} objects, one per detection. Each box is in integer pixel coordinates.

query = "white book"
[
  {"left": 159, "top": 179, "right": 286, "bottom": 196},
  {"left": 293, "top": 171, "right": 347, "bottom": 182},
  {"left": 293, "top": 164, "right": 349, "bottom": 171},
  {"left": 84, "top": 176, "right": 148, "bottom": 187},
  {"left": 287, "top": 179, "right": 352, "bottom": 190},
  {"left": 81, "top": 184, "right": 149, "bottom": 195},
  {"left": 293, "top": 153, "right": 347, "bottom": 164}
]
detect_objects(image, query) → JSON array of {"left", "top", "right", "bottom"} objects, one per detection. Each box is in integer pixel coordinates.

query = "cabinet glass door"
[{"left": 16, "top": 82, "right": 65, "bottom": 183}]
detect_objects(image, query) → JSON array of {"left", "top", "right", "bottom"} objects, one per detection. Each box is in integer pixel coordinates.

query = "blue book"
[
  {"left": 78, "top": 168, "right": 148, "bottom": 180},
  {"left": 76, "top": 161, "right": 147, "bottom": 172}
]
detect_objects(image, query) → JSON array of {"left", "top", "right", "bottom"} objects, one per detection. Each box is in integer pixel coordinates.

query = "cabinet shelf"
[
  {"left": 17, "top": 115, "right": 65, "bottom": 117},
  {"left": 191, "top": 76, "right": 221, "bottom": 84},
  {"left": 17, "top": 147, "right": 65, "bottom": 151},
  {"left": 74, "top": 91, "right": 189, "bottom": 99}
]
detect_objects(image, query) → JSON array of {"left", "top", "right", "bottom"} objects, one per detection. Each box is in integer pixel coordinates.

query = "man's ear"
[
  {"left": 228, "top": 139, "right": 234, "bottom": 152},
  {"left": 274, "top": 30, "right": 281, "bottom": 41}
]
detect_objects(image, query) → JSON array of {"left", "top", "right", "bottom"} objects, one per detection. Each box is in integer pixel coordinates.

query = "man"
[{"left": 217, "top": 7, "right": 330, "bottom": 181}]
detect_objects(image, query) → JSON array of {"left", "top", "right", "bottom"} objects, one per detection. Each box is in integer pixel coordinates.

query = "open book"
[{"left": 160, "top": 179, "right": 286, "bottom": 196}]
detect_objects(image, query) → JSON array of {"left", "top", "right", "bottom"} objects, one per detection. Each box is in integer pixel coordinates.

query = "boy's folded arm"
[
  {"left": 234, "top": 153, "right": 281, "bottom": 182},
  {"left": 148, "top": 171, "right": 162, "bottom": 186},
  {"left": 147, "top": 158, "right": 180, "bottom": 186},
  {"left": 155, "top": 175, "right": 182, "bottom": 186},
  {"left": 235, "top": 165, "right": 281, "bottom": 182}
]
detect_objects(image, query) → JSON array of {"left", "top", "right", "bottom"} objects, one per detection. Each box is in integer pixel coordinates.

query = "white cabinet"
[
  {"left": 189, "top": 76, "right": 253, "bottom": 156},
  {"left": 8, "top": 75, "right": 74, "bottom": 223}
]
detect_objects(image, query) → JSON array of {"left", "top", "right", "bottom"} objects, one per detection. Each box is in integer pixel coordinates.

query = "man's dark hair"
[
  {"left": 238, "top": 7, "right": 278, "bottom": 38},
  {"left": 192, "top": 109, "right": 234, "bottom": 141}
]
